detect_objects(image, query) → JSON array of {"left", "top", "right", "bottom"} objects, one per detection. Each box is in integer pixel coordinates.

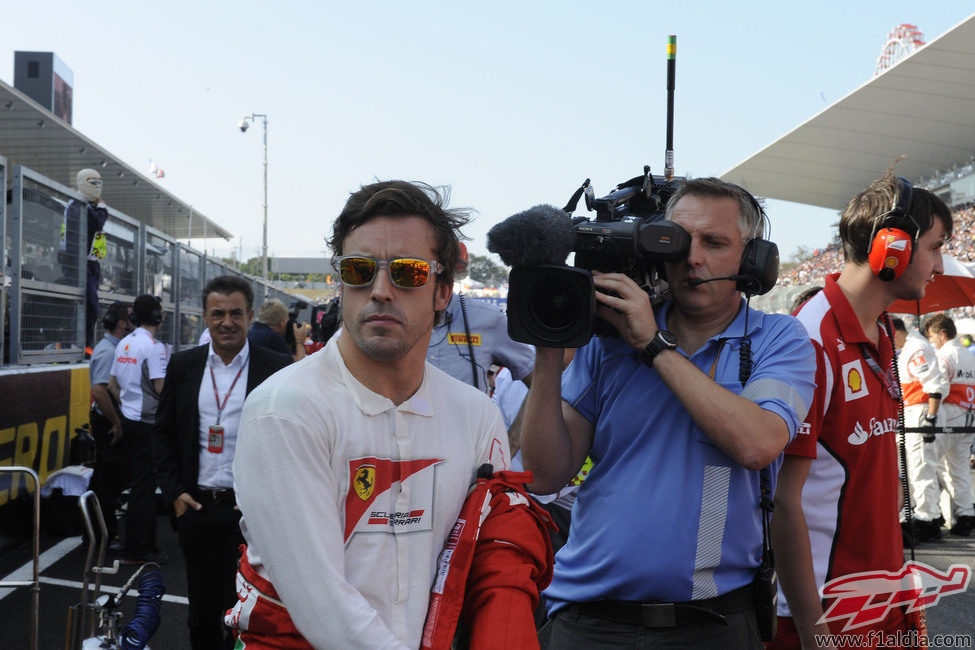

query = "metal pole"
[
  {"left": 240, "top": 112, "right": 270, "bottom": 298},
  {"left": 0, "top": 466, "right": 41, "bottom": 650},
  {"left": 262, "top": 115, "right": 269, "bottom": 299}
]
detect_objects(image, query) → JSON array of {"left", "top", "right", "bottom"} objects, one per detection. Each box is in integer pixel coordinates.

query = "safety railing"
[{"left": 0, "top": 466, "right": 41, "bottom": 650}]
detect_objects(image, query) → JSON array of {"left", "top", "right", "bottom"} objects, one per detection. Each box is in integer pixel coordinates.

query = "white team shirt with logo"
[
  {"left": 936, "top": 338, "right": 975, "bottom": 412},
  {"left": 233, "top": 340, "right": 509, "bottom": 650},
  {"left": 111, "top": 327, "right": 168, "bottom": 422},
  {"left": 898, "top": 331, "right": 948, "bottom": 407}
]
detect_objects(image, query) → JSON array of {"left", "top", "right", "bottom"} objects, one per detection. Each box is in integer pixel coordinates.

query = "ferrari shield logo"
[{"left": 353, "top": 465, "right": 376, "bottom": 501}]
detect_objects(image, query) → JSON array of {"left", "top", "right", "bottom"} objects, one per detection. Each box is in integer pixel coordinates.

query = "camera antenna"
[{"left": 664, "top": 34, "right": 676, "bottom": 180}]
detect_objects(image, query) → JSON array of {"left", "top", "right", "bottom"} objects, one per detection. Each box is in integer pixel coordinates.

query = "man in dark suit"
[{"left": 155, "top": 275, "right": 291, "bottom": 650}]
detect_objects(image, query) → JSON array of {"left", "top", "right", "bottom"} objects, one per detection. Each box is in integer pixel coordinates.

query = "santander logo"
[{"left": 847, "top": 417, "right": 898, "bottom": 446}]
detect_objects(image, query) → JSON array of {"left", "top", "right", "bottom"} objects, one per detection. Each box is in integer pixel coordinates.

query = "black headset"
[
  {"left": 132, "top": 296, "right": 164, "bottom": 326},
  {"left": 147, "top": 297, "right": 164, "bottom": 326},
  {"left": 101, "top": 301, "right": 129, "bottom": 331},
  {"left": 867, "top": 176, "right": 920, "bottom": 281},
  {"left": 736, "top": 192, "right": 779, "bottom": 296}
]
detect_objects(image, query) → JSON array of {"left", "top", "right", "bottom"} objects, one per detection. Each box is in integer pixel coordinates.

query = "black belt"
[
  {"left": 194, "top": 487, "right": 236, "bottom": 505},
  {"left": 569, "top": 583, "right": 755, "bottom": 628}
]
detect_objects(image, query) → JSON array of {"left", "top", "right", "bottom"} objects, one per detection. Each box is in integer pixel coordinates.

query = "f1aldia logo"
[{"left": 817, "top": 562, "right": 971, "bottom": 631}]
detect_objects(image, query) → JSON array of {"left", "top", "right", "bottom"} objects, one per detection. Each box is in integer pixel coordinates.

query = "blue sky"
[{"left": 1, "top": 2, "right": 969, "bottom": 264}]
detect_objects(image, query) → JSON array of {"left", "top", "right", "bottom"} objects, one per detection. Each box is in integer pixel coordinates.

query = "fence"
[{"left": 2, "top": 163, "right": 312, "bottom": 366}]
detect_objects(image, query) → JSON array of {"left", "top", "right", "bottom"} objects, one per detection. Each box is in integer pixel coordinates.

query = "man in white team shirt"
[
  {"left": 109, "top": 294, "right": 169, "bottom": 563},
  {"left": 897, "top": 321, "right": 949, "bottom": 542},
  {"left": 228, "top": 180, "right": 510, "bottom": 649},
  {"left": 923, "top": 313, "right": 975, "bottom": 536}
]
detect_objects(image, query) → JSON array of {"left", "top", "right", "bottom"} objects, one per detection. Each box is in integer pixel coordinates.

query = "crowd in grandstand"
[
  {"left": 946, "top": 203, "right": 975, "bottom": 262},
  {"left": 778, "top": 242, "right": 844, "bottom": 288}
]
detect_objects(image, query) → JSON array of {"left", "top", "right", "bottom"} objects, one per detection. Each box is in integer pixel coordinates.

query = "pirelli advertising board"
[{"left": 0, "top": 365, "right": 90, "bottom": 507}]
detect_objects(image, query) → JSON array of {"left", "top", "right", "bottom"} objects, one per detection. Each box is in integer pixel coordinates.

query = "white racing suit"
[
  {"left": 899, "top": 332, "right": 949, "bottom": 522},
  {"left": 933, "top": 338, "right": 975, "bottom": 523}
]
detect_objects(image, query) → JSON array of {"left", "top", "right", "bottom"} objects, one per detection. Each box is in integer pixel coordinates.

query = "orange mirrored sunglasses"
[{"left": 332, "top": 256, "right": 444, "bottom": 289}]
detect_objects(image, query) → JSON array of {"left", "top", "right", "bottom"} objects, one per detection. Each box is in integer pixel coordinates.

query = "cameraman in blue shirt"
[{"left": 518, "top": 178, "right": 816, "bottom": 649}]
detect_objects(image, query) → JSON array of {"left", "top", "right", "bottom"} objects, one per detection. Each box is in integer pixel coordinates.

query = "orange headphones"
[{"left": 867, "top": 176, "right": 920, "bottom": 282}]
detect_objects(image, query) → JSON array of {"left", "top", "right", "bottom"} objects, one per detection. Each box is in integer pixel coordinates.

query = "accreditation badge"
[{"left": 208, "top": 424, "right": 225, "bottom": 453}]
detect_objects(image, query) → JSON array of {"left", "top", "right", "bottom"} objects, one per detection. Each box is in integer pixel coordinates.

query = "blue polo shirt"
[
  {"left": 248, "top": 322, "right": 291, "bottom": 356},
  {"left": 90, "top": 332, "right": 120, "bottom": 415},
  {"left": 426, "top": 294, "right": 535, "bottom": 393},
  {"left": 545, "top": 299, "right": 815, "bottom": 610}
]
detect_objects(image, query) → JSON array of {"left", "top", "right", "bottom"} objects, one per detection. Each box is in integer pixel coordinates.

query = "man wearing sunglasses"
[{"left": 229, "top": 181, "right": 510, "bottom": 649}]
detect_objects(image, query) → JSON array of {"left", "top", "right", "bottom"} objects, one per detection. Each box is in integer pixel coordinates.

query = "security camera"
[{"left": 238, "top": 117, "right": 250, "bottom": 133}]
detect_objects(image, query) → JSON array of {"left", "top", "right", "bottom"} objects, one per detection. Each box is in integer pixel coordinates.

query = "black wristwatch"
[{"left": 640, "top": 329, "right": 678, "bottom": 367}]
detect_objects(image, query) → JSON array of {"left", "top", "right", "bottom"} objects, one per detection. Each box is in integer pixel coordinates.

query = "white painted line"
[
  {"left": 0, "top": 536, "right": 83, "bottom": 601},
  {"left": 38, "top": 576, "right": 189, "bottom": 605}
]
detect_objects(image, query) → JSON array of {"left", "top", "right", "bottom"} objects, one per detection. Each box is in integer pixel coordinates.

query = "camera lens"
[
  {"left": 507, "top": 265, "right": 594, "bottom": 348},
  {"left": 529, "top": 276, "right": 580, "bottom": 332}
]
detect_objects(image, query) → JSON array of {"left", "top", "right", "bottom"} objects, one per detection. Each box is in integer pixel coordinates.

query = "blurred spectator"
[
  {"left": 248, "top": 299, "right": 308, "bottom": 361},
  {"left": 88, "top": 301, "right": 133, "bottom": 549},
  {"left": 898, "top": 322, "right": 948, "bottom": 543},
  {"left": 922, "top": 314, "right": 975, "bottom": 537}
]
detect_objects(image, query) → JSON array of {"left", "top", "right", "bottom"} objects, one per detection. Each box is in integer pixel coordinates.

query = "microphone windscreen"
[{"left": 487, "top": 204, "right": 575, "bottom": 267}]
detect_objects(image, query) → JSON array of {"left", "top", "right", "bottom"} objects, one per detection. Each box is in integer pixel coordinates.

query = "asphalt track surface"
[{"left": 1, "top": 485, "right": 973, "bottom": 649}]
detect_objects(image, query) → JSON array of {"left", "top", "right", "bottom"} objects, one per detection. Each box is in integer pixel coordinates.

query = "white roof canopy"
[
  {"left": 0, "top": 77, "right": 231, "bottom": 240},
  {"left": 721, "top": 13, "right": 975, "bottom": 210}
]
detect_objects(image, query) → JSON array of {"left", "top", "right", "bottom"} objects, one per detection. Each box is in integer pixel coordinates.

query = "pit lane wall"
[
  {"left": 0, "top": 159, "right": 316, "bottom": 550},
  {"left": 0, "top": 364, "right": 90, "bottom": 548}
]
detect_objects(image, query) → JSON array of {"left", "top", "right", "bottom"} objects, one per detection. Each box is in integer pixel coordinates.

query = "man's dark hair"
[
  {"left": 326, "top": 180, "right": 471, "bottom": 287},
  {"left": 132, "top": 294, "right": 163, "bottom": 326},
  {"left": 891, "top": 317, "right": 907, "bottom": 333},
  {"left": 839, "top": 159, "right": 953, "bottom": 265},
  {"left": 102, "top": 301, "right": 131, "bottom": 330},
  {"left": 203, "top": 275, "right": 254, "bottom": 311},
  {"left": 922, "top": 313, "right": 956, "bottom": 340}
]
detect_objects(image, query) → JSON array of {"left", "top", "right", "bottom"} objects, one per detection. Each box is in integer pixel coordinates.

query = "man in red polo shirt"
[{"left": 769, "top": 162, "right": 953, "bottom": 649}]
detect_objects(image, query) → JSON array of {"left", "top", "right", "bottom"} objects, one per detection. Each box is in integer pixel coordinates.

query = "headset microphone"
[{"left": 687, "top": 275, "right": 751, "bottom": 287}]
